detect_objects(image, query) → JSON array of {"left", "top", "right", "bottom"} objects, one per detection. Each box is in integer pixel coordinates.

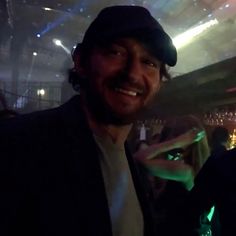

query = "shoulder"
[
  {"left": 224, "top": 147, "right": 236, "bottom": 157},
  {"left": 217, "top": 148, "right": 236, "bottom": 177},
  {"left": 0, "top": 95, "right": 82, "bottom": 138},
  {"left": 198, "top": 148, "right": 236, "bottom": 185},
  {"left": 0, "top": 106, "right": 60, "bottom": 138},
  {"left": 210, "top": 145, "right": 227, "bottom": 157}
]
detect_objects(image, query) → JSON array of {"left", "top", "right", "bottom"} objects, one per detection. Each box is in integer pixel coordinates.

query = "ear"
[{"left": 73, "top": 53, "right": 86, "bottom": 77}]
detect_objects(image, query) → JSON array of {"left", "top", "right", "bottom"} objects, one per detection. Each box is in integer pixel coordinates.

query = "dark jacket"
[
  {"left": 210, "top": 144, "right": 227, "bottom": 158},
  {"left": 186, "top": 148, "right": 236, "bottom": 236},
  {"left": 0, "top": 96, "right": 155, "bottom": 236}
]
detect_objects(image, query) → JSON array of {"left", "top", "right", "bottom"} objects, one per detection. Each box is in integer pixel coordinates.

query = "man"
[{"left": 0, "top": 5, "right": 177, "bottom": 236}]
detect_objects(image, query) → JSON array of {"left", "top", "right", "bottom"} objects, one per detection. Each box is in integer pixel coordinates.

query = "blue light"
[
  {"left": 36, "top": 34, "right": 41, "bottom": 38},
  {"left": 37, "top": 2, "right": 86, "bottom": 37}
]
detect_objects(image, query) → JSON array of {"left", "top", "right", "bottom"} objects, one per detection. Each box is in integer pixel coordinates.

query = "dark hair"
[
  {"left": 211, "top": 126, "right": 229, "bottom": 147},
  {"left": 159, "top": 115, "right": 210, "bottom": 175},
  {"left": 68, "top": 42, "right": 97, "bottom": 91}
]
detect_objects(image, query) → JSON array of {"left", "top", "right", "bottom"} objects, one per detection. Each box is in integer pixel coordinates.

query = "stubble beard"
[
  {"left": 84, "top": 84, "right": 149, "bottom": 126},
  {"left": 85, "top": 89, "right": 139, "bottom": 126}
]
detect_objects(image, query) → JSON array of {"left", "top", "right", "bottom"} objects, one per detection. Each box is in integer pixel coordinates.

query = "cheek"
[
  {"left": 147, "top": 75, "right": 161, "bottom": 95},
  {"left": 154, "top": 79, "right": 161, "bottom": 92},
  {"left": 88, "top": 59, "right": 104, "bottom": 79},
  {"left": 87, "top": 58, "right": 124, "bottom": 94}
]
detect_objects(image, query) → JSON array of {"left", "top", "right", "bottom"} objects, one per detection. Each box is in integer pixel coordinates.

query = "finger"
[{"left": 195, "top": 130, "right": 206, "bottom": 141}]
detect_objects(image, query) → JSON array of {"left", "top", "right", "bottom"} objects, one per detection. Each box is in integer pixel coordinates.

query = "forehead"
[{"left": 100, "top": 37, "right": 161, "bottom": 60}]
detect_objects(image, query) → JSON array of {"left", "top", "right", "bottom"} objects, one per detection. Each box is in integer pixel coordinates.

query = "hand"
[
  {"left": 177, "top": 128, "right": 206, "bottom": 147},
  {"left": 192, "top": 128, "right": 206, "bottom": 142}
]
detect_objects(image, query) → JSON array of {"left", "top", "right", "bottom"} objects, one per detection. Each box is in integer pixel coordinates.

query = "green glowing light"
[{"left": 207, "top": 206, "right": 215, "bottom": 221}]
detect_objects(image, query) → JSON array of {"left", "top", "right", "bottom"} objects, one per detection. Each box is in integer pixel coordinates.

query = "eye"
[
  {"left": 142, "top": 58, "right": 160, "bottom": 69},
  {"left": 109, "top": 48, "right": 123, "bottom": 56},
  {"left": 106, "top": 44, "right": 126, "bottom": 57},
  {"left": 141, "top": 55, "right": 161, "bottom": 69}
]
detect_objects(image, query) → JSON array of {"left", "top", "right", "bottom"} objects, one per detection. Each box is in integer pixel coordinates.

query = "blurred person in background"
[
  {"left": 0, "top": 92, "right": 18, "bottom": 119},
  {"left": 186, "top": 130, "right": 236, "bottom": 236},
  {"left": 206, "top": 126, "right": 230, "bottom": 235},
  {"left": 210, "top": 126, "right": 230, "bottom": 156},
  {"left": 0, "top": 109, "right": 18, "bottom": 119},
  {"left": 135, "top": 115, "right": 211, "bottom": 236}
]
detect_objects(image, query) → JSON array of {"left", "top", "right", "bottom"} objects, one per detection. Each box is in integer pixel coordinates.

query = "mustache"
[{"left": 107, "top": 73, "right": 147, "bottom": 94}]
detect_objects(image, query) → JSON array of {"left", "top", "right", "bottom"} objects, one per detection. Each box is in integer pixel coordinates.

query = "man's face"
[{"left": 79, "top": 37, "right": 162, "bottom": 124}]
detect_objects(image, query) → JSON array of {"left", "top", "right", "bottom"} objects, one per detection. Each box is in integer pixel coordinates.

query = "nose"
[{"left": 125, "top": 56, "right": 143, "bottom": 83}]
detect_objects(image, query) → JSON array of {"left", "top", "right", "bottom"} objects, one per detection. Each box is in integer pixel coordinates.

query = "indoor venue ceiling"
[{"left": 0, "top": 0, "right": 236, "bottom": 113}]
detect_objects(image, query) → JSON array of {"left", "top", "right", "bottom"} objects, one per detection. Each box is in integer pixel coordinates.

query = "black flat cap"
[{"left": 76, "top": 5, "right": 177, "bottom": 66}]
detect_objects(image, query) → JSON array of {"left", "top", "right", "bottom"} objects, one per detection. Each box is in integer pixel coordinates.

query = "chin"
[
  {"left": 97, "top": 112, "right": 133, "bottom": 125},
  {"left": 106, "top": 109, "right": 144, "bottom": 125},
  {"left": 86, "top": 93, "right": 145, "bottom": 125},
  {"left": 92, "top": 107, "right": 140, "bottom": 125}
]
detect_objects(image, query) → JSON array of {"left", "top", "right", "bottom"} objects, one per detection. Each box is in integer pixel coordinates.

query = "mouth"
[{"left": 114, "top": 87, "right": 143, "bottom": 97}]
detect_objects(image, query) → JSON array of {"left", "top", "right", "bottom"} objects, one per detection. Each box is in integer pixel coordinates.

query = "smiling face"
[{"left": 77, "top": 37, "right": 162, "bottom": 125}]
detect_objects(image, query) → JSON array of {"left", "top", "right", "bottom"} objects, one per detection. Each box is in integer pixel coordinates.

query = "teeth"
[{"left": 115, "top": 88, "right": 137, "bottom": 96}]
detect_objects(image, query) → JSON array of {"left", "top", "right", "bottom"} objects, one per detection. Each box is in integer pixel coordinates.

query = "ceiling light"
[
  {"left": 37, "top": 89, "right": 45, "bottom": 96},
  {"left": 52, "top": 39, "right": 70, "bottom": 54},
  {"left": 43, "top": 7, "right": 52, "bottom": 11},
  {"left": 53, "top": 39, "right": 62, "bottom": 46},
  {"left": 173, "top": 18, "right": 219, "bottom": 49}
]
